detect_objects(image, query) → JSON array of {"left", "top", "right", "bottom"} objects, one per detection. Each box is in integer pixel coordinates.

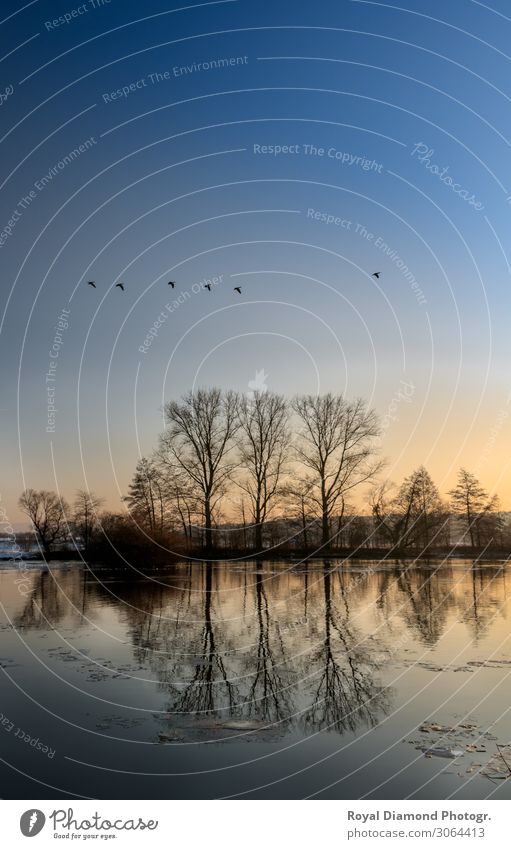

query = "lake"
[{"left": 1, "top": 559, "right": 510, "bottom": 799}]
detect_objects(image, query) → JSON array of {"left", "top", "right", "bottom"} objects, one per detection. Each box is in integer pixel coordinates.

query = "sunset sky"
[{"left": 2, "top": 0, "right": 511, "bottom": 523}]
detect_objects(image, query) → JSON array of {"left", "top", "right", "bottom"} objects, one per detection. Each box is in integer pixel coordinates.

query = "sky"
[{"left": 1, "top": 0, "right": 511, "bottom": 523}]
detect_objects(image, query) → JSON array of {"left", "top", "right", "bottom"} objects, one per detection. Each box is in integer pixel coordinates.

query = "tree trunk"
[
  {"left": 466, "top": 497, "right": 475, "bottom": 547},
  {"left": 301, "top": 497, "right": 308, "bottom": 550},
  {"left": 254, "top": 522, "right": 263, "bottom": 551},
  {"left": 337, "top": 499, "right": 346, "bottom": 549},
  {"left": 320, "top": 478, "right": 330, "bottom": 549},
  {"left": 186, "top": 506, "right": 193, "bottom": 546},
  {"left": 204, "top": 498, "right": 213, "bottom": 551},
  {"left": 321, "top": 505, "right": 330, "bottom": 550},
  {"left": 241, "top": 501, "right": 247, "bottom": 550}
]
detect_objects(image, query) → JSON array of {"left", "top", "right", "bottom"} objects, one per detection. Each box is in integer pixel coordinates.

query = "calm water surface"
[{"left": 1, "top": 559, "right": 510, "bottom": 799}]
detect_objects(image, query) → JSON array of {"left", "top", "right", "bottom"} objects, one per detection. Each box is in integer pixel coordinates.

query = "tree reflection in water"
[
  {"left": 244, "top": 571, "right": 293, "bottom": 723},
  {"left": 395, "top": 565, "right": 455, "bottom": 645},
  {"left": 13, "top": 560, "right": 510, "bottom": 740},
  {"left": 170, "top": 563, "right": 238, "bottom": 716},
  {"left": 301, "top": 564, "right": 390, "bottom": 733}
]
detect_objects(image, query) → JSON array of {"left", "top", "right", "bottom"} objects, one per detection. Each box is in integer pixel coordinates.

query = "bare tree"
[
  {"left": 292, "top": 394, "right": 381, "bottom": 549},
  {"left": 449, "top": 468, "right": 500, "bottom": 548},
  {"left": 73, "top": 489, "right": 104, "bottom": 552},
  {"left": 236, "top": 391, "right": 289, "bottom": 550},
  {"left": 18, "top": 489, "right": 70, "bottom": 558},
  {"left": 372, "top": 466, "right": 448, "bottom": 552},
  {"left": 160, "top": 388, "right": 239, "bottom": 550}
]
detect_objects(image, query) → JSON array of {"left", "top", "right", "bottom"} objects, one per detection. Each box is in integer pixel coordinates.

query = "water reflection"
[
  {"left": 301, "top": 566, "right": 389, "bottom": 733},
  {"left": 460, "top": 567, "right": 509, "bottom": 641},
  {"left": 244, "top": 572, "right": 293, "bottom": 723},
  {"left": 11, "top": 560, "right": 511, "bottom": 740},
  {"left": 395, "top": 566, "right": 456, "bottom": 645},
  {"left": 170, "top": 564, "right": 239, "bottom": 716}
]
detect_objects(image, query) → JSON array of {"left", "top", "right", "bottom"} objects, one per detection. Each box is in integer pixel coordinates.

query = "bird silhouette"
[
  {"left": 167, "top": 281, "right": 176, "bottom": 288},
  {"left": 115, "top": 283, "right": 125, "bottom": 291},
  {"left": 372, "top": 272, "right": 381, "bottom": 279},
  {"left": 204, "top": 283, "right": 212, "bottom": 291},
  {"left": 87, "top": 281, "right": 97, "bottom": 288},
  {"left": 234, "top": 286, "right": 242, "bottom": 294}
]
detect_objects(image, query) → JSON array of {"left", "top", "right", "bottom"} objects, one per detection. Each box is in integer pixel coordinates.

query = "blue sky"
[{"left": 2, "top": 0, "right": 511, "bottom": 521}]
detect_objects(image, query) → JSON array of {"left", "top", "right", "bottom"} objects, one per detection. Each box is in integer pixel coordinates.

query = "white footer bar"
[{"left": 2, "top": 799, "right": 508, "bottom": 847}]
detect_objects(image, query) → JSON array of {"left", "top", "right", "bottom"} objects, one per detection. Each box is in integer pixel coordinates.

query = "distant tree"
[
  {"left": 160, "top": 389, "right": 239, "bottom": 550},
  {"left": 73, "top": 490, "right": 104, "bottom": 551},
  {"left": 292, "top": 394, "right": 381, "bottom": 550},
  {"left": 283, "top": 481, "right": 319, "bottom": 551},
  {"left": 18, "top": 489, "right": 70, "bottom": 558},
  {"left": 351, "top": 515, "right": 376, "bottom": 549},
  {"left": 372, "top": 466, "right": 448, "bottom": 551},
  {"left": 474, "top": 505, "right": 504, "bottom": 549},
  {"left": 95, "top": 511, "right": 149, "bottom": 559},
  {"left": 335, "top": 508, "right": 374, "bottom": 550},
  {"left": 236, "top": 391, "right": 289, "bottom": 550},
  {"left": 449, "top": 469, "right": 500, "bottom": 548},
  {"left": 125, "top": 458, "right": 167, "bottom": 534},
  {"left": 371, "top": 481, "right": 400, "bottom": 547}
]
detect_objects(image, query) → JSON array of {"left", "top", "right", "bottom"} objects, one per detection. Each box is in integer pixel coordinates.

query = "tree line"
[{"left": 14, "top": 388, "right": 509, "bottom": 558}]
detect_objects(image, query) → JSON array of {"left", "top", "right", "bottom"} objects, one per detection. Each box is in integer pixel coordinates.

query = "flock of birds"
[
  {"left": 86, "top": 279, "right": 243, "bottom": 294},
  {"left": 86, "top": 271, "right": 381, "bottom": 294}
]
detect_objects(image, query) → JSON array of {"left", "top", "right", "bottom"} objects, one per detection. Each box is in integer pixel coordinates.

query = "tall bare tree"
[
  {"left": 292, "top": 394, "right": 381, "bottom": 549},
  {"left": 73, "top": 489, "right": 104, "bottom": 551},
  {"left": 18, "top": 489, "right": 70, "bottom": 558},
  {"left": 236, "top": 391, "right": 289, "bottom": 550},
  {"left": 160, "top": 388, "right": 239, "bottom": 550}
]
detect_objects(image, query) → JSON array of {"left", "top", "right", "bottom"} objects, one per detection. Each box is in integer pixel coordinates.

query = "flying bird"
[
  {"left": 234, "top": 286, "right": 242, "bottom": 294},
  {"left": 372, "top": 272, "right": 381, "bottom": 279},
  {"left": 87, "top": 281, "right": 96, "bottom": 288},
  {"left": 167, "top": 281, "right": 176, "bottom": 288},
  {"left": 204, "top": 283, "right": 212, "bottom": 291},
  {"left": 115, "top": 283, "right": 125, "bottom": 291}
]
